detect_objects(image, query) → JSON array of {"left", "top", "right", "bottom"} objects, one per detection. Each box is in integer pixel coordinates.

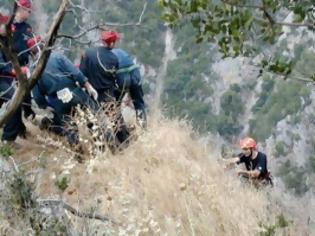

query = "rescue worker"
[
  {"left": 0, "top": 13, "right": 29, "bottom": 148},
  {"left": 111, "top": 42, "right": 147, "bottom": 128},
  {"left": 13, "top": 0, "right": 34, "bottom": 66},
  {"left": 227, "top": 137, "right": 273, "bottom": 187},
  {"left": 79, "top": 30, "right": 129, "bottom": 146},
  {"left": 79, "top": 31, "right": 118, "bottom": 102},
  {"left": 13, "top": 0, "right": 36, "bottom": 124},
  {"left": 29, "top": 37, "right": 98, "bottom": 145}
]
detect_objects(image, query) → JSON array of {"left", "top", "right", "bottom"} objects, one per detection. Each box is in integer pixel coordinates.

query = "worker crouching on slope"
[
  {"left": 29, "top": 36, "right": 98, "bottom": 146},
  {"left": 226, "top": 137, "right": 273, "bottom": 187}
]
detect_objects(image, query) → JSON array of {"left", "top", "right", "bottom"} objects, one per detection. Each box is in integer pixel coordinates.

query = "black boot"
[
  {"left": 136, "top": 109, "right": 147, "bottom": 129},
  {"left": 39, "top": 116, "right": 53, "bottom": 130}
]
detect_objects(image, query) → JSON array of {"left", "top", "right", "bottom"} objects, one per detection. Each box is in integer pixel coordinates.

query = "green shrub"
[
  {"left": 250, "top": 80, "right": 310, "bottom": 141},
  {"left": 277, "top": 161, "right": 309, "bottom": 195},
  {"left": 55, "top": 175, "right": 71, "bottom": 192},
  {"left": 0, "top": 144, "right": 13, "bottom": 157},
  {"left": 274, "top": 141, "right": 287, "bottom": 157},
  {"left": 258, "top": 214, "right": 291, "bottom": 236},
  {"left": 309, "top": 155, "right": 315, "bottom": 172}
]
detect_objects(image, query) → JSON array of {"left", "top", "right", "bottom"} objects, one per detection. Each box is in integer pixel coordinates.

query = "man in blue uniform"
[
  {"left": 12, "top": 0, "right": 36, "bottom": 124},
  {"left": 112, "top": 47, "right": 147, "bottom": 128},
  {"left": 30, "top": 39, "right": 98, "bottom": 145},
  {"left": 79, "top": 31, "right": 118, "bottom": 102},
  {"left": 0, "top": 13, "right": 30, "bottom": 147},
  {"left": 80, "top": 31, "right": 129, "bottom": 146},
  {"left": 13, "top": 0, "right": 33, "bottom": 66}
]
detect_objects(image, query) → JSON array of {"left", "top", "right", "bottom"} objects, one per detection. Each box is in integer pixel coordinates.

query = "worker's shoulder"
[
  {"left": 48, "top": 51, "right": 66, "bottom": 62},
  {"left": 83, "top": 47, "right": 98, "bottom": 55},
  {"left": 13, "top": 20, "right": 32, "bottom": 30},
  {"left": 257, "top": 151, "right": 267, "bottom": 160},
  {"left": 112, "top": 48, "right": 128, "bottom": 55},
  {"left": 84, "top": 46, "right": 112, "bottom": 56}
]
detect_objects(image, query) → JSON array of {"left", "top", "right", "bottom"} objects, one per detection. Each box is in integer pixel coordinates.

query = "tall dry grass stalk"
[
  {"left": 1, "top": 107, "right": 306, "bottom": 235},
  {"left": 38, "top": 111, "right": 290, "bottom": 235}
]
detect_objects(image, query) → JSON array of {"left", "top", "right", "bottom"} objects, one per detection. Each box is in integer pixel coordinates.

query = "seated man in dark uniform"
[{"left": 226, "top": 137, "right": 273, "bottom": 186}]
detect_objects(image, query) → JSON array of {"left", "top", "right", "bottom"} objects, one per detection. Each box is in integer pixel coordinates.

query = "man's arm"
[
  {"left": 222, "top": 152, "right": 245, "bottom": 165},
  {"left": 237, "top": 170, "right": 261, "bottom": 179},
  {"left": 0, "top": 51, "right": 13, "bottom": 76},
  {"left": 79, "top": 53, "right": 89, "bottom": 78},
  {"left": 57, "top": 53, "right": 87, "bottom": 86},
  {"left": 57, "top": 53, "right": 98, "bottom": 100},
  {"left": 224, "top": 157, "right": 241, "bottom": 164},
  {"left": 221, "top": 157, "right": 241, "bottom": 169}
]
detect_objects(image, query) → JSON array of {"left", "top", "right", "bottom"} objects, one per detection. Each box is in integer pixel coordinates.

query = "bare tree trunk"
[{"left": 0, "top": 0, "right": 69, "bottom": 127}]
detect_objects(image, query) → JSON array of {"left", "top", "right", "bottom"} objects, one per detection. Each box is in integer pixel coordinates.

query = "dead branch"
[
  {"left": 57, "top": 1, "right": 148, "bottom": 40},
  {"left": 37, "top": 199, "right": 117, "bottom": 224},
  {"left": 28, "top": 0, "right": 69, "bottom": 88}
]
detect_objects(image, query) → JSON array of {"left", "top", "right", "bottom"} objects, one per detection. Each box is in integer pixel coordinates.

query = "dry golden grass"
[
  {"left": 5, "top": 110, "right": 304, "bottom": 235},
  {"left": 36, "top": 115, "right": 273, "bottom": 235}
]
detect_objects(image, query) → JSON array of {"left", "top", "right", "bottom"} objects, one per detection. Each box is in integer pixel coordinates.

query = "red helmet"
[
  {"left": 17, "top": 0, "right": 32, "bottom": 9},
  {"left": 100, "top": 31, "right": 120, "bottom": 45},
  {"left": 0, "top": 14, "right": 9, "bottom": 24},
  {"left": 240, "top": 137, "right": 257, "bottom": 149},
  {"left": 27, "top": 35, "right": 42, "bottom": 48}
]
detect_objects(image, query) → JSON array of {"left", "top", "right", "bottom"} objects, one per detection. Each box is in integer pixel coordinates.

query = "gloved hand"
[
  {"left": 85, "top": 82, "right": 98, "bottom": 101},
  {"left": 27, "top": 35, "right": 42, "bottom": 49},
  {"left": 45, "top": 106, "right": 55, "bottom": 114},
  {"left": 23, "top": 105, "right": 36, "bottom": 120},
  {"left": 11, "top": 66, "right": 30, "bottom": 79}
]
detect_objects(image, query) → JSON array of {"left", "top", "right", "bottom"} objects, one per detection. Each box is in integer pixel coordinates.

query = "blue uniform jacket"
[
  {"left": 0, "top": 49, "right": 13, "bottom": 82},
  {"left": 80, "top": 46, "right": 118, "bottom": 90},
  {"left": 32, "top": 52, "right": 87, "bottom": 109},
  {"left": 12, "top": 21, "right": 33, "bottom": 66},
  {"left": 112, "top": 48, "right": 141, "bottom": 86},
  {"left": 112, "top": 48, "right": 134, "bottom": 68}
]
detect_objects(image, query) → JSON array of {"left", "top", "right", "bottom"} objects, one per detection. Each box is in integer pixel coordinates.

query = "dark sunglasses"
[{"left": 242, "top": 148, "right": 250, "bottom": 151}]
